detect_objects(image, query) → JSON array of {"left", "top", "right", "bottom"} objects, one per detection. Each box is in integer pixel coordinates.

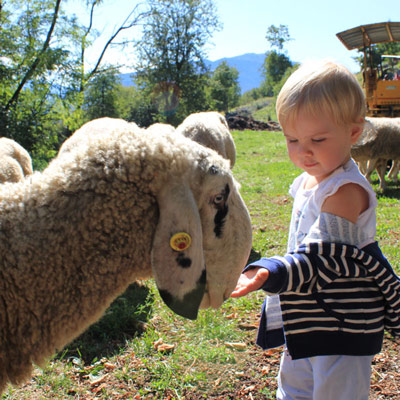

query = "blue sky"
[{"left": 66, "top": 0, "right": 399, "bottom": 73}]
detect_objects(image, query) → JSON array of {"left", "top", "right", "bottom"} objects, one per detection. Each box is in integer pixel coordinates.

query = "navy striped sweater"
[{"left": 246, "top": 241, "right": 400, "bottom": 360}]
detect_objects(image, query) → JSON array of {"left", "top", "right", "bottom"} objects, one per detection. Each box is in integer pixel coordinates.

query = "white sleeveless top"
[{"left": 287, "top": 158, "right": 377, "bottom": 252}]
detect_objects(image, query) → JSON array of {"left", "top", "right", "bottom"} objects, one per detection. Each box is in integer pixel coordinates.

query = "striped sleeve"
[
  {"left": 246, "top": 240, "right": 400, "bottom": 336},
  {"left": 299, "top": 242, "right": 400, "bottom": 335},
  {"left": 252, "top": 243, "right": 368, "bottom": 295}
]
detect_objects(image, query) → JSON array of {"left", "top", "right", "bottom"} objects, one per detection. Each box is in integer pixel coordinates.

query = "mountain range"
[{"left": 119, "top": 52, "right": 265, "bottom": 94}]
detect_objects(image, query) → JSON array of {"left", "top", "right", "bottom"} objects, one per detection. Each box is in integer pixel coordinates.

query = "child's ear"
[{"left": 350, "top": 118, "right": 364, "bottom": 144}]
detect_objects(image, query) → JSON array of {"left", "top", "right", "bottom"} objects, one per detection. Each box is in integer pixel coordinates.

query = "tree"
[
  {"left": 83, "top": 69, "right": 121, "bottom": 120},
  {"left": 59, "top": 1, "right": 149, "bottom": 132},
  {"left": 207, "top": 61, "right": 240, "bottom": 112},
  {"left": 0, "top": 0, "right": 73, "bottom": 156},
  {"left": 261, "top": 24, "right": 293, "bottom": 96},
  {"left": 1, "top": 0, "right": 62, "bottom": 113},
  {"left": 265, "top": 24, "right": 292, "bottom": 53},
  {"left": 0, "top": 0, "right": 148, "bottom": 165},
  {"left": 262, "top": 51, "right": 292, "bottom": 95},
  {"left": 356, "top": 42, "right": 400, "bottom": 71},
  {"left": 135, "top": 0, "right": 221, "bottom": 124}
]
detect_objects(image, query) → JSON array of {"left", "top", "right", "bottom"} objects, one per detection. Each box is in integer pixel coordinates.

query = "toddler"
[{"left": 232, "top": 60, "right": 400, "bottom": 400}]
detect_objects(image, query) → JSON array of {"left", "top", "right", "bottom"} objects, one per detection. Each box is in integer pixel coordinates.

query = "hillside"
[{"left": 119, "top": 52, "right": 265, "bottom": 94}]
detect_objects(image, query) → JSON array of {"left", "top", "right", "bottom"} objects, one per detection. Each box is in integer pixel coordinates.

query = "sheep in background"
[
  {"left": 351, "top": 117, "right": 400, "bottom": 189},
  {"left": 146, "top": 122, "right": 175, "bottom": 134},
  {"left": 176, "top": 111, "right": 236, "bottom": 168},
  {"left": 0, "top": 137, "right": 33, "bottom": 183},
  {"left": 58, "top": 117, "right": 143, "bottom": 155},
  {"left": 388, "top": 160, "right": 400, "bottom": 182},
  {"left": 0, "top": 117, "right": 252, "bottom": 393}
]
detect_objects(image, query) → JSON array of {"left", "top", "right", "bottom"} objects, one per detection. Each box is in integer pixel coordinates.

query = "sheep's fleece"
[
  {"left": 0, "top": 117, "right": 252, "bottom": 392},
  {"left": 176, "top": 111, "right": 236, "bottom": 167},
  {"left": 0, "top": 137, "right": 33, "bottom": 182}
]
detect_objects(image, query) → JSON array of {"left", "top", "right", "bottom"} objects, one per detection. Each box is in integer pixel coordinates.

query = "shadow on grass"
[
  {"left": 376, "top": 186, "right": 400, "bottom": 200},
  {"left": 60, "top": 282, "right": 154, "bottom": 364},
  {"left": 369, "top": 176, "right": 400, "bottom": 200},
  {"left": 248, "top": 248, "right": 262, "bottom": 264}
]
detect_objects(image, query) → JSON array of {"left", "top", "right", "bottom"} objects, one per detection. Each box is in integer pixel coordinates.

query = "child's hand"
[{"left": 230, "top": 267, "right": 270, "bottom": 298}]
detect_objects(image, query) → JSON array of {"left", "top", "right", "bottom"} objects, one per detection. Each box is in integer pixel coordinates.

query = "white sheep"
[
  {"left": 58, "top": 117, "right": 143, "bottom": 154},
  {"left": 0, "top": 117, "right": 252, "bottom": 393},
  {"left": 146, "top": 122, "right": 175, "bottom": 134},
  {"left": 351, "top": 117, "right": 400, "bottom": 189},
  {"left": 0, "top": 137, "right": 33, "bottom": 183},
  {"left": 176, "top": 111, "right": 236, "bottom": 168}
]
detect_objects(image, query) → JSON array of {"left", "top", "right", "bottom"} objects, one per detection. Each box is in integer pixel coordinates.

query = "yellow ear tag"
[{"left": 170, "top": 232, "right": 192, "bottom": 252}]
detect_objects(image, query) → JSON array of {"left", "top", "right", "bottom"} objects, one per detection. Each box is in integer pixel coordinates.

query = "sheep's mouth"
[
  {"left": 199, "top": 287, "right": 226, "bottom": 310},
  {"left": 158, "top": 270, "right": 206, "bottom": 320}
]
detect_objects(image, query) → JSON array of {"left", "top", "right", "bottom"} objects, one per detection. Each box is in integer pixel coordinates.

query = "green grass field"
[{"left": 3, "top": 130, "right": 400, "bottom": 399}]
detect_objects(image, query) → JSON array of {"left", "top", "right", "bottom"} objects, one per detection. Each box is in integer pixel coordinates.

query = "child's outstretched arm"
[{"left": 230, "top": 268, "right": 269, "bottom": 298}]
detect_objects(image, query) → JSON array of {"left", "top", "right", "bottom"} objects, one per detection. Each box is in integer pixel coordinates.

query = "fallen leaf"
[
  {"left": 156, "top": 343, "right": 175, "bottom": 352},
  {"left": 89, "top": 374, "right": 108, "bottom": 386},
  {"left": 261, "top": 366, "right": 270, "bottom": 375},
  {"left": 225, "top": 342, "right": 247, "bottom": 350},
  {"left": 153, "top": 338, "right": 164, "bottom": 350},
  {"left": 238, "top": 322, "right": 259, "bottom": 330}
]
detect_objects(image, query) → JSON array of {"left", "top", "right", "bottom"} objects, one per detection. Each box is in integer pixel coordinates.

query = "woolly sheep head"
[
  {"left": 59, "top": 118, "right": 252, "bottom": 320},
  {"left": 176, "top": 111, "right": 236, "bottom": 168},
  {"left": 147, "top": 133, "right": 252, "bottom": 319}
]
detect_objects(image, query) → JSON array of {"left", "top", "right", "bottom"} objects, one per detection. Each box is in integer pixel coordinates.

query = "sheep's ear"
[{"left": 151, "top": 182, "right": 206, "bottom": 320}]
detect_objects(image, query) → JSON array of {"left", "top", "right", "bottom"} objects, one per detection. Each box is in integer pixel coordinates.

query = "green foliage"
[
  {"left": 135, "top": 0, "right": 221, "bottom": 124},
  {"left": 0, "top": 1, "right": 149, "bottom": 165},
  {"left": 254, "top": 24, "right": 294, "bottom": 99},
  {"left": 0, "top": 0, "right": 76, "bottom": 157},
  {"left": 207, "top": 61, "right": 241, "bottom": 112},
  {"left": 240, "top": 88, "right": 263, "bottom": 104},
  {"left": 265, "top": 24, "right": 292, "bottom": 53},
  {"left": 261, "top": 51, "right": 293, "bottom": 96},
  {"left": 355, "top": 42, "right": 400, "bottom": 70},
  {"left": 114, "top": 84, "right": 157, "bottom": 127},
  {"left": 250, "top": 64, "right": 298, "bottom": 123},
  {"left": 83, "top": 69, "right": 121, "bottom": 120}
]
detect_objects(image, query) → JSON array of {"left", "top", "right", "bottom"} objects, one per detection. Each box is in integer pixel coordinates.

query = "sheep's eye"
[
  {"left": 209, "top": 165, "right": 219, "bottom": 175},
  {"left": 213, "top": 194, "right": 224, "bottom": 205}
]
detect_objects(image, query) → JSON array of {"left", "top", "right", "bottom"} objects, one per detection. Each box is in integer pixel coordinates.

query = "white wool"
[
  {"left": 0, "top": 137, "right": 32, "bottom": 183},
  {"left": 176, "top": 111, "right": 236, "bottom": 168}
]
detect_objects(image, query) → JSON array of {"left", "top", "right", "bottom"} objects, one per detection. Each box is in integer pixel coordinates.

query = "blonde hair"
[{"left": 276, "top": 60, "right": 365, "bottom": 127}]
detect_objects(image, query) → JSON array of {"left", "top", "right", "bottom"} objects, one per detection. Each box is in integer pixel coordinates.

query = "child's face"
[{"left": 283, "top": 112, "right": 363, "bottom": 183}]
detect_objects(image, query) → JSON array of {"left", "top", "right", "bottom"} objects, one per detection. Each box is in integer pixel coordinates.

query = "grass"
[
  {"left": 253, "top": 101, "right": 277, "bottom": 123},
  {"left": 2, "top": 130, "right": 400, "bottom": 399}
]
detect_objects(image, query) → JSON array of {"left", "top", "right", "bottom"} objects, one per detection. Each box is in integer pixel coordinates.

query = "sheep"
[
  {"left": 58, "top": 117, "right": 143, "bottom": 155},
  {"left": 388, "top": 160, "right": 400, "bottom": 182},
  {"left": 176, "top": 111, "right": 236, "bottom": 168},
  {"left": 0, "top": 137, "right": 33, "bottom": 183},
  {"left": 351, "top": 117, "right": 400, "bottom": 189},
  {"left": 0, "top": 117, "right": 252, "bottom": 393},
  {"left": 146, "top": 122, "right": 175, "bottom": 134}
]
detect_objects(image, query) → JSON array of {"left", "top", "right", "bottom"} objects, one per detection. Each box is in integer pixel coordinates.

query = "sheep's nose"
[{"left": 158, "top": 269, "right": 206, "bottom": 320}]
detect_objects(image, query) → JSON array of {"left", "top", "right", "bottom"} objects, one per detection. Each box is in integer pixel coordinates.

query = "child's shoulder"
[
  {"left": 320, "top": 159, "right": 374, "bottom": 195},
  {"left": 321, "top": 183, "right": 370, "bottom": 223}
]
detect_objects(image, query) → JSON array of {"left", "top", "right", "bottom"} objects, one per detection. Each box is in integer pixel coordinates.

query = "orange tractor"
[{"left": 337, "top": 22, "right": 400, "bottom": 117}]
